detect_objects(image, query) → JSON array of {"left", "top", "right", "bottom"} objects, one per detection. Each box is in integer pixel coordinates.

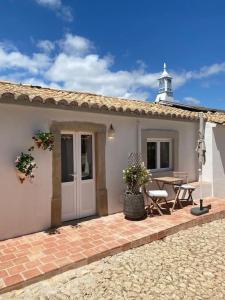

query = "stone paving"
[
  {"left": 3, "top": 218, "right": 225, "bottom": 299},
  {"left": 0, "top": 197, "right": 225, "bottom": 294}
]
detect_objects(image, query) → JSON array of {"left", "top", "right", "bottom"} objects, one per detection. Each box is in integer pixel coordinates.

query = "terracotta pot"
[
  {"left": 123, "top": 192, "right": 146, "bottom": 220},
  {"left": 16, "top": 170, "right": 26, "bottom": 184},
  {"left": 35, "top": 139, "right": 43, "bottom": 148}
]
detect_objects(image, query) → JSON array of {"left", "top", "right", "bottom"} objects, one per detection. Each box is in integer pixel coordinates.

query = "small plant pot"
[
  {"left": 35, "top": 139, "right": 43, "bottom": 148},
  {"left": 16, "top": 170, "right": 26, "bottom": 184},
  {"left": 123, "top": 192, "right": 146, "bottom": 220}
]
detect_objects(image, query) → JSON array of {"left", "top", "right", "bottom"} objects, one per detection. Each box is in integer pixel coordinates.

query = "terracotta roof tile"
[{"left": 0, "top": 80, "right": 225, "bottom": 124}]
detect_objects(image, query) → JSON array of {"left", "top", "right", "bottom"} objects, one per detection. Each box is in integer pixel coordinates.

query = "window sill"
[
  {"left": 150, "top": 168, "right": 172, "bottom": 173},
  {"left": 150, "top": 170, "right": 174, "bottom": 178}
]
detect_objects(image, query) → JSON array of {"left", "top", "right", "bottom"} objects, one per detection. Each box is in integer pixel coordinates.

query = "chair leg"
[
  {"left": 172, "top": 189, "right": 182, "bottom": 212},
  {"left": 146, "top": 203, "right": 154, "bottom": 216},
  {"left": 182, "top": 189, "right": 187, "bottom": 200},
  {"left": 177, "top": 196, "right": 183, "bottom": 209},
  {"left": 187, "top": 189, "right": 196, "bottom": 205},
  {"left": 153, "top": 198, "right": 163, "bottom": 216},
  {"left": 164, "top": 197, "right": 171, "bottom": 214},
  {"left": 146, "top": 198, "right": 161, "bottom": 216}
]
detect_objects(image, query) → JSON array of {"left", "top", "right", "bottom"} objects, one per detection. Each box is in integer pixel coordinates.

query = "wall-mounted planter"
[
  {"left": 32, "top": 131, "right": 54, "bottom": 151},
  {"left": 14, "top": 131, "right": 53, "bottom": 184},
  {"left": 16, "top": 170, "right": 26, "bottom": 184},
  {"left": 15, "top": 152, "right": 37, "bottom": 184}
]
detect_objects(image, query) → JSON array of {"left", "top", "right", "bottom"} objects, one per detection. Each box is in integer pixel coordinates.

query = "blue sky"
[{"left": 1, "top": 0, "right": 225, "bottom": 108}]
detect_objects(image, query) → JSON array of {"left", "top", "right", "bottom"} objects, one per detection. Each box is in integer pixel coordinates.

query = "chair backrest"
[{"left": 173, "top": 171, "right": 188, "bottom": 183}]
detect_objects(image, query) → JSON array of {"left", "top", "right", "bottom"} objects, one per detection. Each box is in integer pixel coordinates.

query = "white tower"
[{"left": 155, "top": 63, "right": 174, "bottom": 102}]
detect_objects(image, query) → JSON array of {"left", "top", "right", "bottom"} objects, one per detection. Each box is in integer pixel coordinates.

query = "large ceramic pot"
[{"left": 123, "top": 192, "right": 146, "bottom": 220}]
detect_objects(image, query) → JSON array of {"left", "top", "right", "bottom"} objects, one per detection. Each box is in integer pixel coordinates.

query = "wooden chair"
[
  {"left": 172, "top": 172, "right": 196, "bottom": 212},
  {"left": 143, "top": 186, "right": 169, "bottom": 216}
]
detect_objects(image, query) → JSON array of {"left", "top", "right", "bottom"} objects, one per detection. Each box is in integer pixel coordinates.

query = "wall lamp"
[{"left": 108, "top": 124, "right": 115, "bottom": 140}]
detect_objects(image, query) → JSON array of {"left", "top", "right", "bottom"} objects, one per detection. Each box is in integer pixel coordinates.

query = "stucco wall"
[
  {"left": 0, "top": 103, "right": 198, "bottom": 240},
  {"left": 202, "top": 122, "right": 225, "bottom": 198},
  {"left": 212, "top": 124, "right": 225, "bottom": 198},
  {"left": 202, "top": 122, "right": 214, "bottom": 184},
  {"left": 140, "top": 118, "right": 198, "bottom": 182}
]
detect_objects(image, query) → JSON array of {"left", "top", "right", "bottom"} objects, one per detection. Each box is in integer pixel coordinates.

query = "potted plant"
[
  {"left": 15, "top": 152, "right": 37, "bottom": 183},
  {"left": 32, "top": 131, "right": 54, "bottom": 151},
  {"left": 123, "top": 162, "right": 151, "bottom": 220}
]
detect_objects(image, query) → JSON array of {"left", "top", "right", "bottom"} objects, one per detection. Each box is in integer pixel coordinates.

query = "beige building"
[{"left": 1, "top": 66, "right": 225, "bottom": 240}]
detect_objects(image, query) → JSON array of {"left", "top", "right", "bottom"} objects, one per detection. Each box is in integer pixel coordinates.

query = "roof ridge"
[
  {"left": 0, "top": 80, "right": 153, "bottom": 105},
  {"left": 0, "top": 79, "right": 225, "bottom": 125}
]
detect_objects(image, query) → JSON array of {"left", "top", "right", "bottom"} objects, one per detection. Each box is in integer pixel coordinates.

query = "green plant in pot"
[
  {"left": 123, "top": 162, "right": 151, "bottom": 220},
  {"left": 15, "top": 152, "right": 37, "bottom": 183},
  {"left": 32, "top": 131, "right": 54, "bottom": 151}
]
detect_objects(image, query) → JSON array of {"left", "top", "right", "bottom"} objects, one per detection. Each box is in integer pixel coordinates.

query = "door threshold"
[
  {"left": 62, "top": 214, "right": 99, "bottom": 227},
  {"left": 47, "top": 215, "right": 99, "bottom": 235}
]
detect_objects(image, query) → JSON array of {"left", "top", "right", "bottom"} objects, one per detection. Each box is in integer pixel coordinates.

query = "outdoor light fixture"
[{"left": 108, "top": 124, "right": 115, "bottom": 140}]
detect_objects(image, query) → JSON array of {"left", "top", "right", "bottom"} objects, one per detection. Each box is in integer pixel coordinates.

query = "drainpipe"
[{"left": 136, "top": 119, "right": 141, "bottom": 153}]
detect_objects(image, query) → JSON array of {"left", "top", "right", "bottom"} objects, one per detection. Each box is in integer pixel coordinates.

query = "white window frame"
[{"left": 146, "top": 138, "right": 172, "bottom": 172}]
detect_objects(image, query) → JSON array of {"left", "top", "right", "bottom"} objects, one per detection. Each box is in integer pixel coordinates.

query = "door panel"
[
  {"left": 61, "top": 134, "right": 77, "bottom": 221},
  {"left": 81, "top": 134, "right": 93, "bottom": 180},
  {"left": 61, "top": 134, "right": 74, "bottom": 183},
  {"left": 79, "top": 134, "right": 96, "bottom": 218},
  {"left": 79, "top": 181, "right": 96, "bottom": 218},
  {"left": 61, "top": 182, "right": 76, "bottom": 221}
]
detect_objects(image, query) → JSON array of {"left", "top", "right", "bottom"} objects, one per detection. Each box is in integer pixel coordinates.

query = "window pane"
[
  {"left": 61, "top": 134, "right": 74, "bottom": 182},
  {"left": 81, "top": 135, "right": 93, "bottom": 180},
  {"left": 147, "top": 142, "right": 157, "bottom": 169},
  {"left": 160, "top": 142, "right": 170, "bottom": 168},
  {"left": 159, "top": 79, "right": 164, "bottom": 92}
]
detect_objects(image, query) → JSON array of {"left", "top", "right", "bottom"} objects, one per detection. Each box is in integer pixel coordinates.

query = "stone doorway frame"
[{"left": 50, "top": 121, "right": 108, "bottom": 227}]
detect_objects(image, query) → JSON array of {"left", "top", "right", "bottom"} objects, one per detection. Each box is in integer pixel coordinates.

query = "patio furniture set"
[{"left": 144, "top": 172, "right": 196, "bottom": 216}]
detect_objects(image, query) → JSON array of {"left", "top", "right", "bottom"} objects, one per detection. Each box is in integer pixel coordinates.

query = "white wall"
[
  {"left": 212, "top": 124, "right": 225, "bottom": 197},
  {"left": 202, "top": 122, "right": 214, "bottom": 184},
  {"left": 0, "top": 103, "right": 199, "bottom": 240},
  {"left": 202, "top": 122, "right": 225, "bottom": 198},
  {"left": 140, "top": 118, "right": 198, "bottom": 182}
]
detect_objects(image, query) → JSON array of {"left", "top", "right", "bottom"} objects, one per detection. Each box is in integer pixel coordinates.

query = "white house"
[{"left": 1, "top": 65, "right": 225, "bottom": 241}]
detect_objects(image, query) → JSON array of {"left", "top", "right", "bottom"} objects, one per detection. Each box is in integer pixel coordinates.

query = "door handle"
[{"left": 69, "top": 173, "right": 77, "bottom": 178}]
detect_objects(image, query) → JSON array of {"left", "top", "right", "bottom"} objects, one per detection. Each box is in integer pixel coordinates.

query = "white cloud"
[
  {"left": 1, "top": 33, "right": 225, "bottom": 101},
  {"left": 0, "top": 35, "right": 159, "bottom": 99},
  {"left": 0, "top": 46, "right": 51, "bottom": 74},
  {"left": 183, "top": 96, "right": 201, "bottom": 105},
  {"left": 59, "top": 34, "right": 92, "bottom": 56},
  {"left": 37, "top": 40, "right": 55, "bottom": 53},
  {"left": 36, "top": 0, "right": 61, "bottom": 8},
  {"left": 35, "top": 0, "right": 73, "bottom": 21},
  {"left": 45, "top": 51, "right": 159, "bottom": 98},
  {"left": 192, "top": 63, "right": 225, "bottom": 78},
  {"left": 170, "top": 63, "right": 225, "bottom": 89}
]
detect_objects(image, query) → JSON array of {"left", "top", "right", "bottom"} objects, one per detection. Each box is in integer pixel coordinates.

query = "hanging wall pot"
[
  {"left": 32, "top": 131, "right": 54, "bottom": 151},
  {"left": 15, "top": 151, "right": 37, "bottom": 184}
]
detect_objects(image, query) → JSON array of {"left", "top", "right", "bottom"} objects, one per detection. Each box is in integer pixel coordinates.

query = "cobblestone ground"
[{"left": 2, "top": 219, "right": 225, "bottom": 300}]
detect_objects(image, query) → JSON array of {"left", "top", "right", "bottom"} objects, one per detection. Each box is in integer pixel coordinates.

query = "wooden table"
[
  {"left": 153, "top": 176, "right": 184, "bottom": 212},
  {"left": 153, "top": 176, "right": 183, "bottom": 190}
]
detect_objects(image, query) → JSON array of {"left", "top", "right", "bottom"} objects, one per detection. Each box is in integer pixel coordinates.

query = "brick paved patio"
[{"left": 0, "top": 197, "right": 225, "bottom": 294}]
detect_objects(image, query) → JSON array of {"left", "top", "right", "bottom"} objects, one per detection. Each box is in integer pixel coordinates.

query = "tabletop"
[{"left": 153, "top": 176, "right": 183, "bottom": 184}]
